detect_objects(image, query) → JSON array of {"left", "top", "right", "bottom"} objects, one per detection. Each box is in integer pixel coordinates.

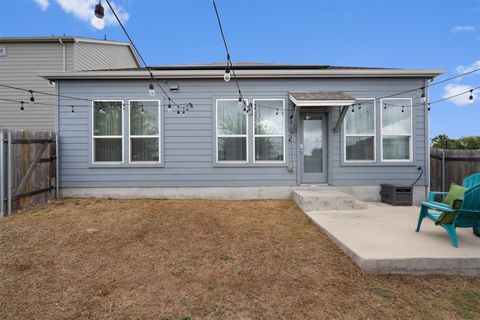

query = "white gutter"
[{"left": 41, "top": 68, "right": 447, "bottom": 80}]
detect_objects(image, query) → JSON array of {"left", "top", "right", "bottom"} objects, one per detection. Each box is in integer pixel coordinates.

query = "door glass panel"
[{"left": 303, "top": 114, "right": 323, "bottom": 173}]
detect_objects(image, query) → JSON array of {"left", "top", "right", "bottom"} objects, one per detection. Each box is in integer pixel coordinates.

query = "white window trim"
[
  {"left": 128, "top": 99, "right": 162, "bottom": 164},
  {"left": 215, "top": 98, "right": 249, "bottom": 164},
  {"left": 92, "top": 100, "right": 124, "bottom": 165},
  {"left": 380, "top": 98, "right": 413, "bottom": 162},
  {"left": 253, "top": 99, "right": 286, "bottom": 163},
  {"left": 343, "top": 98, "right": 376, "bottom": 163}
]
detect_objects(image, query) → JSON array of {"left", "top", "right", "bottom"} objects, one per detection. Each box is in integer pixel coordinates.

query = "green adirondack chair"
[
  {"left": 427, "top": 173, "right": 480, "bottom": 204},
  {"left": 416, "top": 184, "right": 480, "bottom": 247}
]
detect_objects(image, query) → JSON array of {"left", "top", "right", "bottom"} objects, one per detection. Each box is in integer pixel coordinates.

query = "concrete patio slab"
[{"left": 304, "top": 202, "right": 480, "bottom": 276}]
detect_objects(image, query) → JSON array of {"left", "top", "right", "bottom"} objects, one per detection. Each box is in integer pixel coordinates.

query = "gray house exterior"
[
  {"left": 0, "top": 36, "right": 140, "bottom": 130},
  {"left": 44, "top": 64, "right": 444, "bottom": 201}
]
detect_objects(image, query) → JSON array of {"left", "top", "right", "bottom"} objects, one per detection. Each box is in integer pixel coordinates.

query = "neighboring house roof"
[
  {"left": 0, "top": 36, "right": 141, "bottom": 68},
  {"left": 41, "top": 63, "right": 445, "bottom": 80}
]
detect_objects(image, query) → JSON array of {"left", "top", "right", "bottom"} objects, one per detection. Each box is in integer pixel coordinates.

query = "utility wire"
[{"left": 104, "top": 0, "right": 187, "bottom": 109}]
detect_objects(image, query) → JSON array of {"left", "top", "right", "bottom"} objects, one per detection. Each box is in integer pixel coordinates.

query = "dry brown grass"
[{"left": 1, "top": 198, "right": 479, "bottom": 320}]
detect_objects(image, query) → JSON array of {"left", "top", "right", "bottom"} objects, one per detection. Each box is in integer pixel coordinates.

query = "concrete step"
[{"left": 292, "top": 190, "right": 368, "bottom": 212}]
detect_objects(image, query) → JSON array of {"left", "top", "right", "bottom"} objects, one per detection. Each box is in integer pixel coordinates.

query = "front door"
[{"left": 300, "top": 112, "right": 327, "bottom": 184}]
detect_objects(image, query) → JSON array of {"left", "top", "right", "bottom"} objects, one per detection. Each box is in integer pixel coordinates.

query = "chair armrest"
[
  {"left": 428, "top": 191, "right": 448, "bottom": 202},
  {"left": 421, "top": 201, "right": 455, "bottom": 212}
]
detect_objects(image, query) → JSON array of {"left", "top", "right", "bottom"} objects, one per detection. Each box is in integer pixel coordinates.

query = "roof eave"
[{"left": 41, "top": 69, "right": 446, "bottom": 80}]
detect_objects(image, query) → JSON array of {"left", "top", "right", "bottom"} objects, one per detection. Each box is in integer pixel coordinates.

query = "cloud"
[
  {"left": 33, "top": 0, "right": 129, "bottom": 28},
  {"left": 442, "top": 84, "right": 476, "bottom": 106},
  {"left": 451, "top": 25, "right": 476, "bottom": 33},
  {"left": 34, "top": 0, "right": 50, "bottom": 11},
  {"left": 456, "top": 59, "right": 480, "bottom": 74}
]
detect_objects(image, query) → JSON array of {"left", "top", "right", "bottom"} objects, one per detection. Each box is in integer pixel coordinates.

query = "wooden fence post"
[
  {"left": 7, "top": 130, "right": 12, "bottom": 216},
  {"left": 0, "top": 131, "right": 4, "bottom": 217}
]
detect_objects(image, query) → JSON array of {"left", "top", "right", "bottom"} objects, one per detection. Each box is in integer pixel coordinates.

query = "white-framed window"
[
  {"left": 216, "top": 99, "right": 248, "bottom": 163},
  {"left": 129, "top": 100, "right": 161, "bottom": 163},
  {"left": 344, "top": 99, "right": 376, "bottom": 162},
  {"left": 381, "top": 98, "right": 413, "bottom": 161},
  {"left": 92, "top": 100, "right": 124, "bottom": 164},
  {"left": 253, "top": 99, "right": 285, "bottom": 162}
]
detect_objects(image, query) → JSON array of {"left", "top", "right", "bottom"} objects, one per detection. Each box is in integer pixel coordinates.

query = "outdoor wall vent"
[
  {"left": 0, "top": 47, "right": 6, "bottom": 57},
  {"left": 169, "top": 84, "right": 179, "bottom": 92}
]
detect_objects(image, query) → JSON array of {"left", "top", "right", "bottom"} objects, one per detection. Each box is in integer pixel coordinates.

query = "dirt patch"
[{"left": 1, "top": 198, "right": 479, "bottom": 319}]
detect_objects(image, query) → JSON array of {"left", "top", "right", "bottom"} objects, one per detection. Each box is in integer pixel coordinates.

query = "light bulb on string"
[
  {"left": 92, "top": 1, "right": 105, "bottom": 30},
  {"left": 148, "top": 83, "right": 155, "bottom": 96},
  {"left": 167, "top": 99, "right": 172, "bottom": 112},
  {"left": 20, "top": 101, "right": 24, "bottom": 112},
  {"left": 224, "top": 64, "right": 231, "bottom": 82},
  {"left": 71, "top": 105, "right": 75, "bottom": 114},
  {"left": 421, "top": 87, "right": 426, "bottom": 103},
  {"left": 469, "top": 89, "right": 474, "bottom": 102},
  {"left": 29, "top": 90, "right": 34, "bottom": 104}
]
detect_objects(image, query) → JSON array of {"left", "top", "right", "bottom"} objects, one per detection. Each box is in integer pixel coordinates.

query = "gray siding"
[
  {"left": 0, "top": 40, "right": 138, "bottom": 130},
  {"left": 0, "top": 42, "right": 70, "bottom": 131},
  {"left": 57, "top": 78, "right": 428, "bottom": 188},
  {"left": 74, "top": 42, "right": 138, "bottom": 71}
]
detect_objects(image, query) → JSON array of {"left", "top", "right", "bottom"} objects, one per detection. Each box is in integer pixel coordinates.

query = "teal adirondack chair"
[
  {"left": 427, "top": 173, "right": 480, "bottom": 204},
  {"left": 416, "top": 184, "right": 480, "bottom": 247}
]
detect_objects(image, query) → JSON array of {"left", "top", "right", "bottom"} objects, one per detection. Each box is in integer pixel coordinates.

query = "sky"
[{"left": 0, "top": 0, "right": 479, "bottom": 139}]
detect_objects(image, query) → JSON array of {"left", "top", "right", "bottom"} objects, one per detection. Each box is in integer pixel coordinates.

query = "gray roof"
[
  {"left": 290, "top": 91, "right": 355, "bottom": 101},
  {"left": 0, "top": 36, "right": 132, "bottom": 47}
]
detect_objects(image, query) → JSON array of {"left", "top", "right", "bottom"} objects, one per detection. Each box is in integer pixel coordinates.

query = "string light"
[
  {"left": 29, "top": 90, "right": 34, "bottom": 104},
  {"left": 71, "top": 105, "right": 75, "bottom": 113},
  {"left": 469, "top": 89, "right": 474, "bottom": 101},
  {"left": 92, "top": 1, "right": 105, "bottom": 30},
  {"left": 20, "top": 101, "right": 24, "bottom": 112},
  {"left": 148, "top": 83, "right": 155, "bottom": 96},
  {"left": 141, "top": 104, "right": 145, "bottom": 114},
  {"left": 167, "top": 98, "right": 172, "bottom": 112},
  {"left": 275, "top": 108, "right": 279, "bottom": 115},
  {"left": 401, "top": 106, "right": 405, "bottom": 113},
  {"left": 224, "top": 55, "right": 231, "bottom": 82},
  {"left": 421, "top": 87, "right": 426, "bottom": 103}
]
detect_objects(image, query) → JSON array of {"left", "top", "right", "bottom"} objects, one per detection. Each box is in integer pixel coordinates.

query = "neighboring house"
[
  {"left": 43, "top": 64, "right": 444, "bottom": 201},
  {"left": 0, "top": 36, "right": 140, "bottom": 130}
]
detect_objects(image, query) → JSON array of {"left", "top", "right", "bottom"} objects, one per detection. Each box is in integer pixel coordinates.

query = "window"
[
  {"left": 129, "top": 100, "right": 161, "bottom": 163},
  {"left": 92, "top": 101, "right": 123, "bottom": 163},
  {"left": 0, "top": 47, "right": 6, "bottom": 57},
  {"left": 254, "top": 99, "right": 285, "bottom": 162},
  {"left": 216, "top": 99, "right": 248, "bottom": 162},
  {"left": 344, "top": 99, "right": 375, "bottom": 162},
  {"left": 381, "top": 98, "right": 412, "bottom": 161}
]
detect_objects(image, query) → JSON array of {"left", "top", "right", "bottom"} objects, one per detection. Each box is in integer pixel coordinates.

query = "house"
[
  {"left": 0, "top": 36, "right": 140, "bottom": 130},
  {"left": 42, "top": 63, "right": 444, "bottom": 202}
]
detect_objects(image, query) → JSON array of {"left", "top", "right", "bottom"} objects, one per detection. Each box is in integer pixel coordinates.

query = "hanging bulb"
[
  {"left": 71, "top": 106, "right": 75, "bottom": 114},
  {"left": 148, "top": 83, "right": 155, "bottom": 96},
  {"left": 384, "top": 103, "right": 387, "bottom": 110},
  {"left": 469, "top": 89, "right": 474, "bottom": 102},
  {"left": 20, "top": 101, "right": 24, "bottom": 112},
  {"left": 276, "top": 108, "right": 279, "bottom": 116},
  {"left": 351, "top": 107, "right": 354, "bottom": 113},
  {"left": 358, "top": 105, "right": 361, "bottom": 110},
  {"left": 401, "top": 106, "right": 405, "bottom": 113},
  {"left": 238, "top": 97, "right": 243, "bottom": 108},
  {"left": 182, "top": 107, "right": 186, "bottom": 116},
  {"left": 248, "top": 103, "right": 253, "bottom": 113},
  {"left": 94, "top": 1, "right": 104, "bottom": 19},
  {"left": 91, "top": 16, "right": 105, "bottom": 30},
  {"left": 141, "top": 105, "right": 145, "bottom": 114},
  {"left": 177, "top": 106, "right": 180, "bottom": 115},
  {"left": 167, "top": 99, "right": 172, "bottom": 112},
  {"left": 29, "top": 91, "right": 34, "bottom": 104},
  {"left": 421, "top": 87, "right": 426, "bottom": 103},
  {"left": 224, "top": 65, "right": 231, "bottom": 82}
]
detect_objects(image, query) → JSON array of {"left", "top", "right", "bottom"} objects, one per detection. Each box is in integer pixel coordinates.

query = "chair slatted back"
[
  {"left": 463, "top": 173, "right": 480, "bottom": 188},
  {"left": 455, "top": 184, "right": 480, "bottom": 228}
]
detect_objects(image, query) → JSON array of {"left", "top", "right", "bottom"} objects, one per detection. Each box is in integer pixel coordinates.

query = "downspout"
[
  {"left": 424, "top": 79, "right": 430, "bottom": 200},
  {"left": 59, "top": 39, "right": 66, "bottom": 72}
]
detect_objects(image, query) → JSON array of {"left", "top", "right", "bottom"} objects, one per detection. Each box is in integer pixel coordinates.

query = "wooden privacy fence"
[
  {"left": 430, "top": 147, "right": 480, "bottom": 192},
  {"left": 1, "top": 130, "right": 57, "bottom": 216}
]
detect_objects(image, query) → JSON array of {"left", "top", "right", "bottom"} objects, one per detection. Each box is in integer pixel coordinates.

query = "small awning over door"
[{"left": 289, "top": 91, "right": 355, "bottom": 133}]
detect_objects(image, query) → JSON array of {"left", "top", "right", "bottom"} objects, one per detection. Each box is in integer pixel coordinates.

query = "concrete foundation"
[{"left": 60, "top": 185, "right": 426, "bottom": 202}]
